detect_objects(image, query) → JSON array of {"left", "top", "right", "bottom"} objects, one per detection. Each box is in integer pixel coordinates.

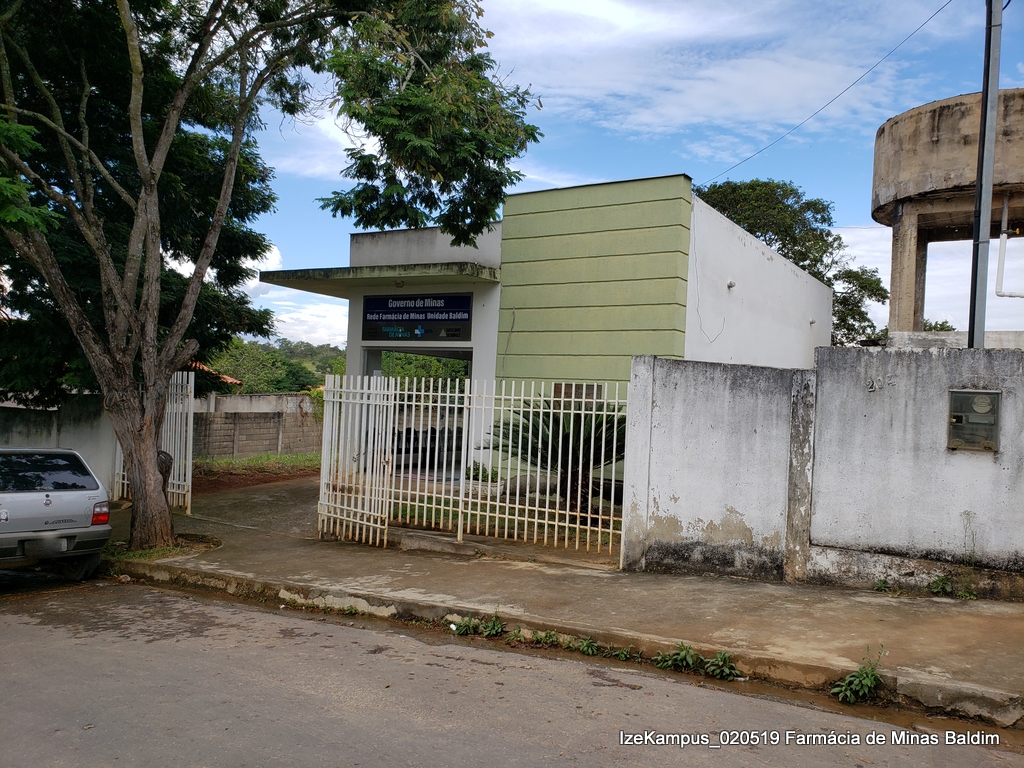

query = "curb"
[{"left": 109, "top": 557, "right": 1024, "bottom": 730}]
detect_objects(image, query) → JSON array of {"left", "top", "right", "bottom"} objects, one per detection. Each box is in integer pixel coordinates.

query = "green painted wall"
[{"left": 496, "top": 175, "right": 691, "bottom": 384}]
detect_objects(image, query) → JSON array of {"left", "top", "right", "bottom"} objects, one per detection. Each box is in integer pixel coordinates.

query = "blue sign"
[{"left": 362, "top": 294, "right": 473, "bottom": 342}]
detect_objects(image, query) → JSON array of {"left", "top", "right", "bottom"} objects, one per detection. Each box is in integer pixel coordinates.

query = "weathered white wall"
[
  {"left": 623, "top": 348, "right": 1024, "bottom": 586},
  {"left": 350, "top": 225, "right": 501, "bottom": 268},
  {"left": 195, "top": 393, "right": 315, "bottom": 414},
  {"left": 684, "top": 199, "right": 832, "bottom": 369},
  {"left": 621, "top": 355, "right": 796, "bottom": 579},
  {"left": 888, "top": 330, "right": 1024, "bottom": 350},
  {"left": 346, "top": 282, "right": 500, "bottom": 381},
  {"left": 810, "top": 347, "right": 1024, "bottom": 570},
  {"left": 0, "top": 397, "right": 119, "bottom": 491}
]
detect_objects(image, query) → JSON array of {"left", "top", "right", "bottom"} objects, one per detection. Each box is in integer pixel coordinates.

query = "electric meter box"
[{"left": 948, "top": 390, "right": 1000, "bottom": 451}]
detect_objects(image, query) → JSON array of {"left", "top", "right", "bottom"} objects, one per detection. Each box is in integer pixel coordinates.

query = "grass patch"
[
  {"left": 193, "top": 452, "right": 320, "bottom": 477},
  {"left": 104, "top": 534, "right": 219, "bottom": 562},
  {"left": 105, "top": 542, "right": 192, "bottom": 562}
]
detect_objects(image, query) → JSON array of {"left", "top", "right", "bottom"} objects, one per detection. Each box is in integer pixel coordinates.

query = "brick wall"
[{"left": 193, "top": 410, "right": 322, "bottom": 458}]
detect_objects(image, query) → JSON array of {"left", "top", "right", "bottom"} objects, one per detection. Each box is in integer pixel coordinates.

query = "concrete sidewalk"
[{"left": 110, "top": 477, "right": 1024, "bottom": 729}]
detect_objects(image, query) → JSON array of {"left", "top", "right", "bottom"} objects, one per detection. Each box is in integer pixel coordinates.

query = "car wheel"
[{"left": 53, "top": 553, "right": 102, "bottom": 582}]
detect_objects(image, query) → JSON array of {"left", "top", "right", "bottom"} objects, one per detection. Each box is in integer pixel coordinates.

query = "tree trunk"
[
  {"left": 563, "top": 465, "right": 592, "bottom": 515},
  {"left": 106, "top": 386, "right": 176, "bottom": 550}
]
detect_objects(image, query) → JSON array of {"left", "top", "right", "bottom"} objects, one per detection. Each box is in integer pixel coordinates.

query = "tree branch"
[
  {"left": 114, "top": 0, "right": 152, "bottom": 184},
  {"left": 0, "top": 145, "right": 141, "bottom": 342},
  {"left": 2, "top": 105, "right": 137, "bottom": 210},
  {"left": 160, "top": 51, "right": 290, "bottom": 370},
  {"left": 1, "top": 31, "right": 87, "bottom": 204},
  {"left": 4, "top": 227, "right": 119, "bottom": 385}
]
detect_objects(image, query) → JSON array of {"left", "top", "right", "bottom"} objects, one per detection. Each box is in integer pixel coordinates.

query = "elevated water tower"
[{"left": 872, "top": 88, "right": 1024, "bottom": 333}]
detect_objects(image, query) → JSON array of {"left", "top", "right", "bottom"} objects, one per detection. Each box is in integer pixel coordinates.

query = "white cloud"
[
  {"left": 262, "top": 111, "right": 381, "bottom": 182},
  {"left": 836, "top": 226, "right": 892, "bottom": 328},
  {"left": 838, "top": 226, "right": 1024, "bottom": 331},
  {"left": 263, "top": 298, "right": 350, "bottom": 347},
  {"left": 511, "top": 161, "right": 608, "bottom": 191},
  {"left": 485, "top": 0, "right": 974, "bottom": 137},
  {"left": 242, "top": 245, "right": 284, "bottom": 298}
]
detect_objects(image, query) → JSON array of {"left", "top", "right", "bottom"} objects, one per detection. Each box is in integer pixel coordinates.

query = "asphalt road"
[{"left": 1, "top": 575, "right": 1020, "bottom": 768}]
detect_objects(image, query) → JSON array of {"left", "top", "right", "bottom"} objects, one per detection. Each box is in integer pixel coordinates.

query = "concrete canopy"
[{"left": 259, "top": 262, "right": 500, "bottom": 301}]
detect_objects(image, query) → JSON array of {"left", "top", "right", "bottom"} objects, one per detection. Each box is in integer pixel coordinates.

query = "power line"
[{"left": 700, "top": 0, "right": 957, "bottom": 185}]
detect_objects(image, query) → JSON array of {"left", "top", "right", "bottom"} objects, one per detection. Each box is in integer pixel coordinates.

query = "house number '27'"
[{"left": 867, "top": 375, "right": 897, "bottom": 392}]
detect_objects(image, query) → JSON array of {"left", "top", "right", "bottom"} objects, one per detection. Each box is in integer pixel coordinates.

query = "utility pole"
[{"left": 968, "top": 0, "right": 1003, "bottom": 348}]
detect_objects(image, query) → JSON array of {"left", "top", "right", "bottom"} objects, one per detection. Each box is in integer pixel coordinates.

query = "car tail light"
[{"left": 91, "top": 501, "right": 110, "bottom": 525}]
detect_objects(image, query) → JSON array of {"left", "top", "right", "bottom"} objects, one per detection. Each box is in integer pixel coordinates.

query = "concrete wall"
[
  {"left": 193, "top": 410, "right": 322, "bottom": 459},
  {"left": 888, "top": 330, "right": 1024, "bottom": 350},
  {"left": 684, "top": 199, "right": 832, "bottom": 369},
  {"left": 623, "top": 347, "right": 1024, "bottom": 586},
  {"left": 810, "top": 347, "right": 1024, "bottom": 570},
  {"left": 497, "top": 175, "right": 691, "bottom": 383},
  {"left": 195, "top": 393, "right": 319, "bottom": 414},
  {"left": 622, "top": 356, "right": 797, "bottom": 579},
  {"left": 0, "top": 397, "right": 119, "bottom": 491},
  {"left": 350, "top": 225, "right": 501, "bottom": 269}
]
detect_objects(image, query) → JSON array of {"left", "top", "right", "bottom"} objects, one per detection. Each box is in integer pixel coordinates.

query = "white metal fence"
[
  {"left": 114, "top": 371, "right": 195, "bottom": 513},
  {"left": 319, "top": 376, "right": 627, "bottom": 556}
]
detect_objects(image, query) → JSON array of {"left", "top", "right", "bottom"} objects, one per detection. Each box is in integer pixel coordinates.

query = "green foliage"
[
  {"left": 652, "top": 642, "right": 704, "bottom": 672},
  {"left": 531, "top": 629, "right": 559, "bottom": 647},
  {"left": 480, "top": 612, "right": 506, "bottom": 637},
  {"left": 209, "top": 338, "right": 322, "bottom": 393},
  {"left": 605, "top": 645, "right": 641, "bottom": 662},
  {"left": 258, "top": 339, "right": 346, "bottom": 376},
  {"left": 0, "top": 120, "right": 61, "bottom": 233},
  {"left": 381, "top": 351, "right": 469, "bottom": 380},
  {"left": 956, "top": 587, "right": 977, "bottom": 601},
  {"left": 453, "top": 616, "right": 481, "bottom": 635},
  {"left": 872, "top": 579, "right": 893, "bottom": 593},
  {"left": 929, "top": 575, "right": 954, "bottom": 596},
  {"left": 308, "top": 388, "right": 325, "bottom": 422},
  {"left": 577, "top": 636, "right": 600, "bottom": 656},
  {"left": 491, "top": 397, "right": 626, "bottom": 512},
  {"left": 466, "top": 461, "right": 500, "bottom": 482},
  {"left": 831, "top": 646, "right": 884, "bottom": 704},
  {"left": 703, "top": 651, "right": 739, "bottom": 681},
  {"left": 321, "top": 0, "right": 541, "bottom": 246},
  {"left": 695, "top": 180, "right": 890, "bottom": 345},
  {"left": 192, "top": 452, "right": 321, "bottom": 477},
  {"left": 924, "top": 319, "right": 957, "bottom": 332},
  {"left": 504, "top": 627, "right": 525, "bottom": 644}
]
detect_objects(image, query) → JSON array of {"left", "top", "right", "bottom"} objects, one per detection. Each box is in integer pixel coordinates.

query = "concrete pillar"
[
  {"left": 364, "top": 349, "right": 383, "bottom": 376},
  {"left": 888, "top": 201, "right": 927, "bottom": 332}
]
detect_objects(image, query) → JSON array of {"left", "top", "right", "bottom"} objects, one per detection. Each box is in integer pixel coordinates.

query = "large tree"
[
  {"left": 0, "top": 0, "right": 538, "bottom": 549},
  {"left": 695, "top": 179, "right": 889, "bottom": 345}
]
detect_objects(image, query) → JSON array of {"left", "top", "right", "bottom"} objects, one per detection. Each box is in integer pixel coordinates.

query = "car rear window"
[{"left": 0, "top": 452, "right": 100, "bottom": 492}]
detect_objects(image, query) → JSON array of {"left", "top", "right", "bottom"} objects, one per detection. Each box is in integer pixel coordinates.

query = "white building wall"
[
  {"left": 684, "top": 199, "right": 832, "bottom": 369},
  {"left": 346, "top": 282, "right": 500, "bottom": 381}
]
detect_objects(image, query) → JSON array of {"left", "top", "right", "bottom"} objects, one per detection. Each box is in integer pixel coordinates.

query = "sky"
[{"left": 246, "top": 0, "right": 1024, "bottom": 346}]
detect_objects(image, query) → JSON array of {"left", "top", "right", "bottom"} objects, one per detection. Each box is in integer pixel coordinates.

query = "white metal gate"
[
  {"left": 319, "top": 375, "right": 397, "bottom": 546},
  {"left": 113, "top": 370, "right": 195, "bottom": 513},
  {"left": 319, "top": 376, "right": 627, "bottom": 556}
]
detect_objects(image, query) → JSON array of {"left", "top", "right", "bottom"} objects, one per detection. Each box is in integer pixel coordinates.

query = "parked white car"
[{"left": 0, "top": 448, "right": 112, "bottom": 580}]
